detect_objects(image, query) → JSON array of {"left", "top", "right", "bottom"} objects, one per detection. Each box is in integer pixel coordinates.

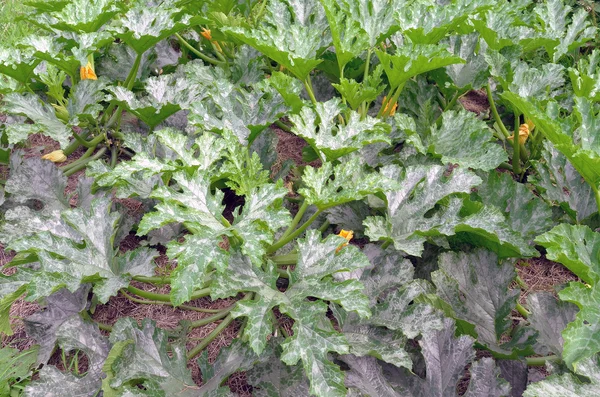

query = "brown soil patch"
[
  {"left": 459, "top": 89, "right": 489, "bottom": 115},
  {"left": 516, "top": 256, "right": 579, "bottom": 303}
]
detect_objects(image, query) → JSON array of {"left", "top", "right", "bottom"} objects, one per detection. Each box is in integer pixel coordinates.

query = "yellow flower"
[
  {"left": 508, "top": 123, "right": 530, "bottom": 145},
  {"left": 382, "top": 96, "right": 398, "bottom": 117},
  {"left": 41, "top": 150, "right": 67, "bottom": 163},
  {"left": 200, "top": 28, "right": 212, "bottom": 41},
  {"left": 80, "top": 61, "right": 97, "bottom": 81},
  {"left": 336, "top": 229, "right": 354, "bottom": 253}
]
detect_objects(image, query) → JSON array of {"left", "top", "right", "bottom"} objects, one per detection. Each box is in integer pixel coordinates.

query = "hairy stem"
[
  {"left": 526, "top": 355, "right": 559, "bottom": 366},
  {"left": 64, "top": 147, "right": 107, "bottom": 177},
  {"left": 120, "top": 290, "right": 227, "bottom": 313},
  {"left": 175, "top": 33, "right": 224, "bottom": 66},
  {"left": 515, "top": 303, "right": 530, "bottom": 318},
  {"left": 186, "top": 293, "right": 253, "bottom": 360},
  {"left": 281, "top": 201, "right": 309, "bottom": 240},
  {"left": 267, "top": 209, "right": 322, "bottom": 253},
  {"left": 271, "top": 253, "right": 298, "bottom": 265},
  {"left": 486, "top": 83, "right": 511, "bottom": 139},
  {"left": 304, "top": 76, "right": 318, "bottom": 105},
  {"left": 126, "top": 285, "right": 211, "bottom": 303}
]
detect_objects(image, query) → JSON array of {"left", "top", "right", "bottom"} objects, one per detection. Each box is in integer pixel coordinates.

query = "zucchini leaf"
[{"left": 536, "top": 224, "right": 600, "bottom": 368}]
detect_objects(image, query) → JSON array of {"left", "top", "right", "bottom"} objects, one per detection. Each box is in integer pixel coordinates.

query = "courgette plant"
[{"left": 1, "top": 0, "right": 600, "bottom": 396}]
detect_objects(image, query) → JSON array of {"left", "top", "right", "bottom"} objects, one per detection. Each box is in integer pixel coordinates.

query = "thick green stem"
[
  {"left": 318, "top": 220, "right": 330, "bottom": 233},
  {"left": 120, "top": 290, "right": 227, "bottom": 313},
  {"left": 126, "top": 285, "right": 211, "bottom": 303},
  {"left": 515, "top": 303, "right": 530, "bottom": 318},
  {"left": 72, "top": 131, "right": 104, "bottom": 148},
  {"left": 188, "top": 306, "right": 234, "bottom": 329},
  {"left": 81, "top": 311, "right": 113, "bottom": 332},
  {"left": 281, "top": 201, "right": 309, "bottom": 240},
  {"left": 64, "top": 147, "right": 107, "bottom": 177},
  {"left": 512, "top": 123, "right": 521, "bottom": 174},
  {"left": 272, "top": 253, "right": 298, "bottom": 265},
  {"left": 377, "top": 83, "right": 404, "bottom": 118},
  {"left": 132, "top": 275, "right": 171, "bottom": 285},
  {"left": 526, "top": 355, "right": 559, "bottom": 366},
  {"left": 304, "top": 76, "right": 318, "bottom": 105},
  {"left": 186, "top": 293, "right": 253, "bottom": 360},
  {"left": 267, "top": 209, "right": 322, "bottom": 253},
  {"left": 359, "top": 48, "right": 372, "bottom": 118},
  {"left": 61, "top": 145, "right": 96, "bottom": 172},
  {"left": 486, "top": 83, "right": 511, "bottom": 139},
  {"left": 175, "top": 33, "right": 224, "bottom": 66},
  {"left": 63, "top": 130, "right": 91, "bottom": 156},
  {"left": 275, "top": 119, "right": 292, "bottom": 132},
  {"left": 515, "top": 275, "right": 528, "bottom": 290},
  {"left": 381, "top": 240, "right": 392, "bottom": 250}
]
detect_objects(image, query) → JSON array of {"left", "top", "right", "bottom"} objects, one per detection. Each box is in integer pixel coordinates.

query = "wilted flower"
[
  {"left": 336, "top": 229, "right": 354, "bottom": 253},
  {"left": 80, "top": 61, "right": 97, "bottom": 80},
  {"left": 41, "top": 150, "right": 67, "bottom": 163},
  {"left": 508, "top": 123, "right": 531, "bottom": 145},
  {"left": 382, "top": 96, "right": 398, "bottom": 117}
]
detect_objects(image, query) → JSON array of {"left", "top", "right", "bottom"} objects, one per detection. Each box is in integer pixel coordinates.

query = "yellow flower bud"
[
  {"left": 41, "top": 150, "right": 67, "bottom": 163},
  {"left": 80, "top": 61, "right": 97, "bottom": 81},
  {"left": 200, "top": 28, "right": 212, "bottom": 41},
  {"left": 336, "top": 229, "right": 354, "bottom": 253},
  {"left": 52, "top": 103, "right": 70, "bottom": 122}
]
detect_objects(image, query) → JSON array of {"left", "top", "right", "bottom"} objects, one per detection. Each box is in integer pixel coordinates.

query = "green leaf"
[
  {"left": 332, "top": 68, "right": 385, "bottom": 111},
  {"left": 42, "top": 0, "right": 123, "bottom": 33},
  {"left": 24, "top": 316, "right": 110, "bottom": 397},
  {"left": 528, "top": 292, "right": 578, "bottom": 357},
  {"left": 300, "top": 156, "right": 395, "bottom": 210},
  {"left": 341, "top": 355, "right": 401, "bottom": 397},
  {"left": 0, "top": 47, "right": 39, "bottom": 84},
  {"left": 385, "top": 318, "right": 477, "bottom": 396},
  {"left": 109, "top": 71, "right": 197, "bottom": 127},
  {"left": 2, "top": 93, "right": 71, "bottom": 148},
  {"left": 569, "top": 49, "right": 600, "bottom": 102},
  {"left": 502, "top": 93, "right": 600, "bottom": 195},
  {"left": 139, "top": 167, "right": 289, "bottom": 304},
  {"left": 9, "top": 198, "right": 157, "bottom": 303},
  {"left": 188, "top": 77, "right": 288, "bottom": 145},
  {"left": 325, "top": 200, "right": 371, "bottom": 238},
  {"left": 535, "top": 224, "right": 600, "bottom": 284},
  {"left": 434, "top": 34, "right": 489, "bottom": 93},
  {"left": 530, "top": 0, "right": 597, "bottom": 62},
  {"left": 0, "top": 155, "right": 74, "bottom": 245},
  {"left": 364, "top": 164, "right": 479, "bottom": 256},
  {"left": 110, "top": 0, "right": 189, "bottom": 54},
  {"left": 470, "top": 2, "right": 535, "bottom": 51},
  {"left": 279, "top": 301, "right": 349, "bottom": 397},
  {"left": 319, "top": 0, "right": 368, "bottom": 71},
  {"left": 464, "top": 357, "right": 512, "bottom": 397},
  {"left": 0, "top": 345, "right": 39, "bottom": 396},
  {"left": 23, "top": 286, "right": 90, "bottom": 364},
  {"left": 290, "top": 99, "right": 391, "bottom": 161},
  {"left": 267, "top": 71, "right": 306, "bottom": 113},
  {"left": 66, "top": 79, "right": 108, "bottom": 124},
  {"left": 376, "top": 45, "right": 464, "bottom": 92},
  {"left": 476, "top": 170, "right": 553, "bottom": 240},
  {"left": 248, "top": 356, "right": 310, "bottom": 396},
  {"left": 223, "top": 0, "right": 329, "bottom": 80},
  {"left": 197, "top": 339, "right": 268, "bottom": 394},
  {"left": 524, "top": 355, "right": 600, "bottom": 396},
  {"left": 530, "top": 141, "right": 597, "bottom": 222},
  {"left": 106, "top": 317, "right": 197, "bottom": 395},
  {"left": 431, "top": 249, "right": 535, "bottom": 356},
  {"left": 407, "top": 109, "right": 507, "bottom": 171},
  {"left": 21, "top": 35, "right": 80, "bottom": 78},
  {"left": 396, "top": 0, "right": 494, "bottom": 44},
  {"left": 214, "top": 231, "right": 371, "bottom": 397}
]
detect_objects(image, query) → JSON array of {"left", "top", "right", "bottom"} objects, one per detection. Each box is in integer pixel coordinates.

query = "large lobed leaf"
[{"left": 536, "top": 224, "right": 600, "bottom": 368}]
